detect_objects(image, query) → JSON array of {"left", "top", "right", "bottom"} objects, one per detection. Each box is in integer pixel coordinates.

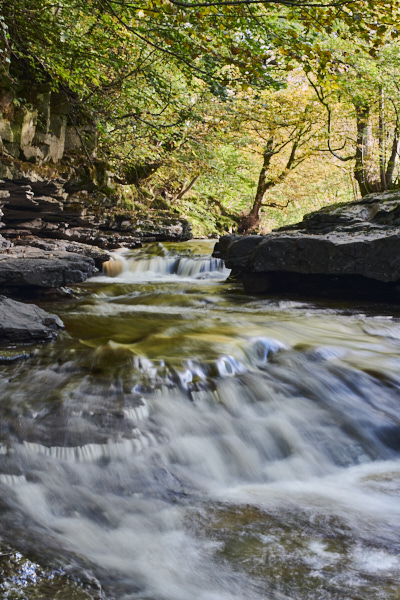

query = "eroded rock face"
[
  {"left": 0, "top": 85, "right": 94, "bottom": 165},
  {"left": 0, "top": 296, "right": 64, "bottom": 344},
  {"left": 213, "top": 191, "right": 400, "bottom": 297},
  {"left": 0, "top": 177, "right": 192, "bottom": 248},
  {"left": 0, "top": 79, "right": 192, "bottom": 247}
]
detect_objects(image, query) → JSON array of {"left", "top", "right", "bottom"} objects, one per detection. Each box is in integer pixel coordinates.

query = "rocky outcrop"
[
  {"left": 0, "top": 67, "right": 192, "bottom": 347},
  {"left": 0, "top": 75, "right": 192, "bottom": 248},
  {"left": 0, "top": 79, "right": 95, "bottom": 165},
  {"left": 0, "top": 174, "right": 192, "bottom": 343},
  {"left": 214, "top": 191, "right": 400, "bottom": 298},
  {"left": 0, "top": 176, "right": 192, "bottom": 248},
  {"left": 0, "top": 296, "right": 64, "bottom": 344}
]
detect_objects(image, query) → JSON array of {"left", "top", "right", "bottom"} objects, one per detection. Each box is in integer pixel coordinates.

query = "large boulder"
[
  {"left": 213, "top": 191, "right": 400, "bottom": 297},
  {"left": 0, "top": 246, "right": 95, "bottom": 289},
  {"left": 0, "top": 296, "right": 64, "bottom": 344}
]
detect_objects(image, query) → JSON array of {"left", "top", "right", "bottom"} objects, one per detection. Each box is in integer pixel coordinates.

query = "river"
[{"left": 0, "top": 240, "right": 400, "bottom": 599}]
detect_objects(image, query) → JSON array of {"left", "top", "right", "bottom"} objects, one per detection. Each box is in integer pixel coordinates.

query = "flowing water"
[{"left": 1, "top": 240, "right": 400, "bottom": 599}]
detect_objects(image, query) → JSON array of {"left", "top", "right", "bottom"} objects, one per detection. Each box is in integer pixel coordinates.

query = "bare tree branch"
[{"left": 170, "top": 0, "right": 356, "bottom": 8}]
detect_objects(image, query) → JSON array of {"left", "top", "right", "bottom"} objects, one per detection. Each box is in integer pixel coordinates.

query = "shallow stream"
[{"left": 1, "top": 240, "right": 400, "bottom": 599}]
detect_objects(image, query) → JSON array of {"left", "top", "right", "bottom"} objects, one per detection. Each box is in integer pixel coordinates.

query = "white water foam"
[
  {"left": 99, "top": 252, "right": 230, "bottom": 283},
  {"left": 19, "top": 432, "right": 156, "bottom": 463}
]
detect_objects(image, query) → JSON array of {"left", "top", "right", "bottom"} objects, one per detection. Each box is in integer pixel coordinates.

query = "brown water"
[{"left": 1, "top": 240, "right": 400, "bottom": 599}]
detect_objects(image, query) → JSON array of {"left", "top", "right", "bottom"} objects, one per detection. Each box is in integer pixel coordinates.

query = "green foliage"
[
  {"left": 301, "top": 24, "right": 400, "bottom": 195},
  {"left": 260, "top": 159, "right": 354, "bottom": 230},
  {"left": 0, "top": 0, "right": 397, "bottom": 235},
  {"left": 195, "top": 144, "right": 259, "bottom": 213}
]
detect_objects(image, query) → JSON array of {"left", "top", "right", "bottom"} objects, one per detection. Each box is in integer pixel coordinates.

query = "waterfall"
[{"left": 101, "top": 242, "right": 230, "bottom": 281}]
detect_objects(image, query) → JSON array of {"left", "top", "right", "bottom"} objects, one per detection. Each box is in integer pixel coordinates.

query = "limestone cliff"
[{"left": 0, "top": 74, "right": 96, "bottom": 169}]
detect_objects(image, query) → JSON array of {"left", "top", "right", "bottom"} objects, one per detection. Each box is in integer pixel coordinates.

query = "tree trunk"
[
  {"left": 238, "top": 138, "right": 274, "bottom": 234},
  {"left": 385, "top": 126, "right": 400, "bottom": 188},
  {"left": 238, "top": 137, "right": 302, "bottom": 234},
  {"left": 379, "top": 88, "right": 387, "bottom": 191},
  {"left": 354, "top": 104, "right": 388, "bottom": 196},
  {"left": 354, "top": 105, "right": 373, "bottom": 197},
  {"left": 174, "top": 174, "right": 200, "bottom": 201}
]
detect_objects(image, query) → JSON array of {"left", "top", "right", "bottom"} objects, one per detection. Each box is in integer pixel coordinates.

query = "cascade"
[
  {"left": 0, "top": 240, "right": 399, "bottom": 599},
  {"left": 101, "top": 242, "right": 230, "bottom": 281}
]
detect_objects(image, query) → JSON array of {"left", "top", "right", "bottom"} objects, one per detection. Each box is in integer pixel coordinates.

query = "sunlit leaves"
[{"left": 1, "top": 0, "right": 396, "bottom": 213}]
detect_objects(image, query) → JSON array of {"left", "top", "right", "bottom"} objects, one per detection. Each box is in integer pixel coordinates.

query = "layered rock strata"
[
  {"left": 214, "top": 191, "right": 400, "bottom": 298},
  {"left": 0, "top": 245, "right": 97, "bottom": 345},
  {"left": 0, "top": 177, "right": 192, "bottom": 249}
]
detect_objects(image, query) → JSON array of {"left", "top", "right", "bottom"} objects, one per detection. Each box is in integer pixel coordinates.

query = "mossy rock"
[{"left": 151, "top": 197, "right": 171, "bottom": 210}]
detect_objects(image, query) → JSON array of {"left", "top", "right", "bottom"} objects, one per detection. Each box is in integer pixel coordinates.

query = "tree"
[
  {"left": 304, "top": 35, "right": 400, "bottom": 197},
  {"left": 1, "top": 0, "right": 398, "bottom": 237},
  {"left": 229, "top": 82, "right": 323, "bottom": 232}
]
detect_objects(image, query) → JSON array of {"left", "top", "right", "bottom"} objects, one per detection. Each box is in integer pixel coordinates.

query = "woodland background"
[{"left": 0, "top": 0, "right": 399, "bottom": 236}]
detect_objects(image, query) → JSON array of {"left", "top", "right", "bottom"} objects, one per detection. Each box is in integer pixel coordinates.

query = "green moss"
[{"left": 151, "top": 197, "right": 172, "bottom": 210}]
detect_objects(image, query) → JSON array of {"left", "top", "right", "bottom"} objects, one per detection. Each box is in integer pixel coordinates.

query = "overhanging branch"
[{"left": 170, "top": 0, "right": 356, "bottom": 7}]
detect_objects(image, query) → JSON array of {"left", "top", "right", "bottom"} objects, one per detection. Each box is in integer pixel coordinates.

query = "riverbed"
[{"left": 1, "top": 240, "right": 400, "bottom": 599}]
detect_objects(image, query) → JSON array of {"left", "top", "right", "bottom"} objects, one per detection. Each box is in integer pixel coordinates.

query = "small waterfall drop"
[{"left": 101, "top": 242, "right": 229, "bottom": 281}]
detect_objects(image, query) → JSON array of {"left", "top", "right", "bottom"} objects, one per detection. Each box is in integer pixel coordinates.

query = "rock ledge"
[{"left": 214, "top": 191, "right": 400, "bottom": 298}]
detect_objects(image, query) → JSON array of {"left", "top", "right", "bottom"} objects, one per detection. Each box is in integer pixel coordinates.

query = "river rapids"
[{"left": 0, "top": 240, "right": 400, "bottom": 599}]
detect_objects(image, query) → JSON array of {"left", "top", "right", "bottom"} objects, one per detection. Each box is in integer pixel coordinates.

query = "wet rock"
[
  {"left": 124, "top": 213, "right": 193, "bottom": 241},
  {"left": 10, "top": 236, "right": 110, "bottom": 269},
  {"left": 0, "top": 234, "right": 11, "bottom": 250},
  {"left": 0, "top": 296, "right": 64, "bottom": 344},
  {"left": 0, "top": 348, "right": 31, "bottom": 363},
  {"left": 0, "top": 542, "right": 103, "bottom": 600},
  {"left": 214, "top": 190, "right": 400, "bottom": 297},
  {"left": 0, "top": 246, "right": 95, "bottom": 289}
]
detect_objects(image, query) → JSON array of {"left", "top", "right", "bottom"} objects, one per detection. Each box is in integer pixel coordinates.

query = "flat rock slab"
[
  {"left": 0, "top": 246, "right": 95, "bottom": 288},
  {"left": 0, "top": 296, "right": 64, "bottom": 344},
  {"left": 10, "top": 236, "right": 110, "bottom": 269},
  {"left": 214, "top": 190, "right": 400, "bottom": 296},
  {"left": 217, "top": 229, "right": 400, "bottom": 282}
]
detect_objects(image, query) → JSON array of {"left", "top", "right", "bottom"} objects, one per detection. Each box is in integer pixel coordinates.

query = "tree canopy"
[{"left": 0, "top": 0, "right": 398, "bottom": 234}]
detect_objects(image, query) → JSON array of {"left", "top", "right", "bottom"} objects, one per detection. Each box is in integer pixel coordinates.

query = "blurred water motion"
[{"left": 1, "top": 240, "right": 400, "bottom": 599}]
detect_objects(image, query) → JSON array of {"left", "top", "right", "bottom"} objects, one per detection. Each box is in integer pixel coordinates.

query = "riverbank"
[
  {"left": 4, "top": 185, "right": 400, "bottom": 346},
  {"left": 0, "top": 169, "right": 193, "bottom": 345}
]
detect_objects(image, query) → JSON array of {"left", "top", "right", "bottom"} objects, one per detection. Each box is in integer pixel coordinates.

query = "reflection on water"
[{"left": 1, "top": 241, "right": 400, "bottom": 599}]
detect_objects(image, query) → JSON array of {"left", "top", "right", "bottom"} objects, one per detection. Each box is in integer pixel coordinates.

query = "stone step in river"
[{"left": 0, "top": 240, "right": 400, "bottom": 599}]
